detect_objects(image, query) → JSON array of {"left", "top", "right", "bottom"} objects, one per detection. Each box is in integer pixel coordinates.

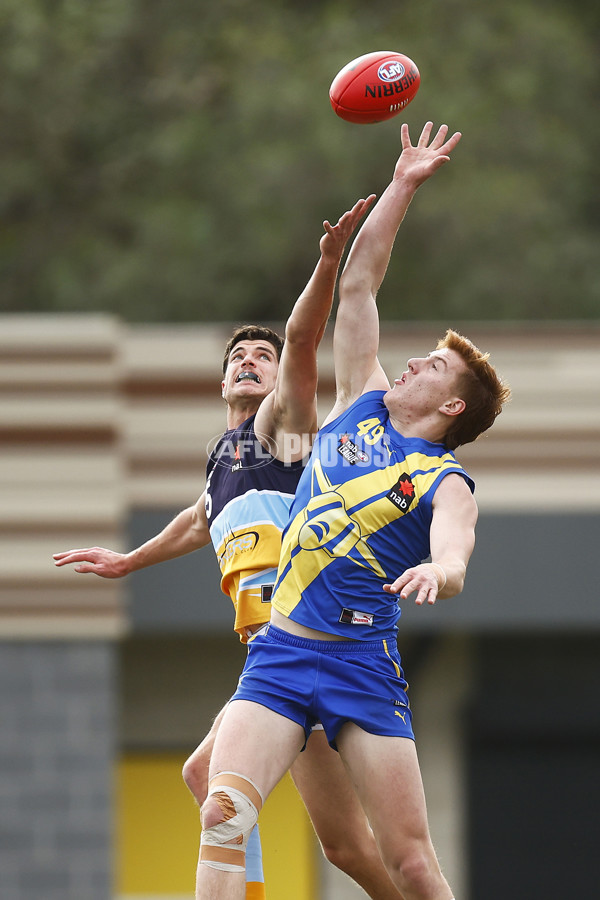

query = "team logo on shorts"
[{"left": 386, "top": 473, "right": 415, "bottom": 512}]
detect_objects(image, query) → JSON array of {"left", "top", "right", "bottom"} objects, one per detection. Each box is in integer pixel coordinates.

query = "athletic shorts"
[{"left": 232, "top": 623, "right": 414, "bottom": 750}]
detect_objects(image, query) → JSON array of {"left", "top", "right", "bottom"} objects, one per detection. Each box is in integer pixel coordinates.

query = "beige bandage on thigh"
[{"left": 200, "top": 772, "right": 264, "bottom": 872}]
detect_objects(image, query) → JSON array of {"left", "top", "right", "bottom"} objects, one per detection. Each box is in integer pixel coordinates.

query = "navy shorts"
[{"left": 232, "top": 623, "right": 414, "bottom": 749}]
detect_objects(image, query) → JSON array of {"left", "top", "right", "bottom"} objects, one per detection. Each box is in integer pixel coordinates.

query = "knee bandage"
[{"left": 200, "top": 772, "right": 263, "bottom": 873}]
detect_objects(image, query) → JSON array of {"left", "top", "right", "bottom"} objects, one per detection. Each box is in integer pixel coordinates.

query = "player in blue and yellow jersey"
[
  {"left": 55, "top": 195, "right": 421, "bottom": 900},
  {"left": 197, "top": 122, "right": 511, "bottom": 900}
]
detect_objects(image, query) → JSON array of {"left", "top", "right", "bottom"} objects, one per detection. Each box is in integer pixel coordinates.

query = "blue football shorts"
[{"left": 232, "top": 623, "right": 414, "bottom": 749}]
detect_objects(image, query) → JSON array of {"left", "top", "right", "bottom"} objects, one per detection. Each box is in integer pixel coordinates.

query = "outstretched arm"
[
  {"left": 325, "top": 123, "right": 462, "bottom": 423},
  {"left": 254, "top": 196, "right": 375, "bottom": 459},
  {"left": 383, "top": 474, "right": 477, "bottom": 604},
  {"left": 53, "top": 492, "right": 211, "bottom": 577}
]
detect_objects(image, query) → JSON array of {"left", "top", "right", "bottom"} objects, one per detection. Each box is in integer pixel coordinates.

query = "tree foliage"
[{"left": 1, "top": 0, "right": 598, "bottom": 321}]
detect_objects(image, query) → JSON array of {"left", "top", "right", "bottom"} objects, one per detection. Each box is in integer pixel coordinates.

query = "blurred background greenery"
[{"left": 1, "top": 0, "right": 598, "bottom": 322}]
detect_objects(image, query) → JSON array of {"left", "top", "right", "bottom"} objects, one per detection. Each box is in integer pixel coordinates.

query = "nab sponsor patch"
[
  {"left": 337, "top": 434, "right": 369, "bottom": 465},
  {"left": 386, "top": 473, "right": 415, "bottom": 512},
  {"left": 261, "top": 584, "right": 273, "bottom": 604},
  {"left": 231, "top": 442, "right": 243, "bottom": 472},
  {"left": 339, "top": 607, "right": 374, "bottom": 627}
]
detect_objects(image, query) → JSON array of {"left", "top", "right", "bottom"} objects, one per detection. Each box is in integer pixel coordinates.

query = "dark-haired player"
[{"left": 55, "top": 194, "right": 421, "bottom": 900}]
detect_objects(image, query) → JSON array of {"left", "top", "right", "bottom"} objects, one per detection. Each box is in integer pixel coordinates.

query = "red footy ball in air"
[{"left": 329, "top": 50, "right": 420, "bottom": 124}]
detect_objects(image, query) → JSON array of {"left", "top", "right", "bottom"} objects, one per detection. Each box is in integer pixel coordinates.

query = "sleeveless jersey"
[
  {"left": 205, "top": 414, "right": 305, "bottom": 641},
  {"left": 271, "top": 391, "right": 474, "bottom": 640}
]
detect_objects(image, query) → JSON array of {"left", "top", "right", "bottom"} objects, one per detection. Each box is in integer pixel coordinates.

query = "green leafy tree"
[{"left": 1, "top": 0, "right": 598, "bottom": 321}]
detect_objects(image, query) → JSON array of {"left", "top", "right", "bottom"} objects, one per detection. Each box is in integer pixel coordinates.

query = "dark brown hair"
[
  {"left": 436, "top": 329, "right": 511, "bottom": 450},
  {"left": 222, "top": 325, "right": 284, "bottom": 375}
]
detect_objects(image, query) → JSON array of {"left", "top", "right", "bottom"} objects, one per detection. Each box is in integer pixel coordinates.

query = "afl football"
[{"left": 330, "top": 51, "right": 420, "bottom": 124}]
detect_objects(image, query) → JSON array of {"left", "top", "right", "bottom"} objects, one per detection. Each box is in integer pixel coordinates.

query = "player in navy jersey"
[
  {"left": 196, "top": 122, "right": 511, "bottom": 900},
  {"left": 55, "top": 195, "right": 426, "bottom": 900}
]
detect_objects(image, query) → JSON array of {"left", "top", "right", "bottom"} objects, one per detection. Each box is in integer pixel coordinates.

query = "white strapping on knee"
[{"left": 200, "top": 772, "right": 264, "bottom": 873}]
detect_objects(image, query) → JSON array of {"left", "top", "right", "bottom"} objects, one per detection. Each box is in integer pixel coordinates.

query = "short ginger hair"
[{"left": 437, "top": 329, "right": 511, "bottom": 450}]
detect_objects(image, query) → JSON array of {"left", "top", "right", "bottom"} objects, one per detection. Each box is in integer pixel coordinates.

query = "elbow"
[
  {"left": 441, "top": 579, "right": 464, "bottom": 601},
  {"left": 338, "top": 283, "right": 377, "bottom": 317},
  {"left": 339, "top": 266, "right": 375, "bottom": 303},
  {"left": 190, "top": 510, "right": 207, "bottom": 547},
  {"left": 284, "top": 318, "right": 322, "bottom": 350}
]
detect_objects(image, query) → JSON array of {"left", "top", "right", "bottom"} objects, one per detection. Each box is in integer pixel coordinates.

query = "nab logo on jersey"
[
  {"left": 386, "top": 473, "right": 415, "bottom": 512},
  {"left": 231, "top": 442, "right": 243, "bottom": 472}
]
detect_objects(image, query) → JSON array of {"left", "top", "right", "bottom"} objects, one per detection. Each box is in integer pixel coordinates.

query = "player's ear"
[
  {"left": 440, "top": 397, "right": 466, "bottom": 417},
  {"left": 221, "top": 380, "right": 226, "bottom": 397}
]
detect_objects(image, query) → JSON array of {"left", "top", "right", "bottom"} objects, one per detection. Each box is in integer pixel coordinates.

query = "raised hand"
[
  {"left": 319, "top": 194, "right": 377, "bottom": 260},
  {"left": 393, "top": 121, "right": 462, "bottom": 189}
]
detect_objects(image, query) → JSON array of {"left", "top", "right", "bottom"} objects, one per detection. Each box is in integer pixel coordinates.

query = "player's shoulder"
[
  {"left": 321, "top": 389, "right": 387, "bottom": 430},
  {"left": 433, "top": 471, "right": 477, "bottom": 508}
]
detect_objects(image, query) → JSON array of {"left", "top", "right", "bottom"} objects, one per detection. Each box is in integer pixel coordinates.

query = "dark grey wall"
[
  {"left": 127, "top": 509, "right": 224, "bottom": 632},
  {"left": 401, "top": 511, "right": 600, "bottom": 632},
  {"left": 467, "top": 635, "right": 600, "bottom": 898},
  {"left": 0, "top": 642, "right": 115, "bottom": 900},
  {"left": 127, "top": 510, "right": 600, "bottom": 633}
]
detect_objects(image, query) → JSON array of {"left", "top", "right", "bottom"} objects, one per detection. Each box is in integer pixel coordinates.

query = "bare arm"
[
  {"left": 383, "top": 474, "right": 477, "bottom": 605},
  {"left": 53, "top": 491, "right": 211, "bottom": 578},
  {"left": 254, "top": 196, "right": 375, "bottom": 460},
  {"left": 325, "top": 123, "right": 462, "bottom": 424}
]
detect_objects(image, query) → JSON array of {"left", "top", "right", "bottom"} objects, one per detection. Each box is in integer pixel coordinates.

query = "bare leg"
[
  {"left": 183, "top": 705, "right": 265, "bottom": 900},
  {"left": 183, "top": 704, "right": 227, "bottom": 805},
  {"left": 197, "top": 699, "right": 305, "bottom": 900},
  {"left": 291, "top": 729, "right": 404, "bottom": 899},
  {"left": 337, "top": 724, "right": 453, "bottom": 900},
  {"left": 183, "top": 705, "right": 227, "bottom": 898}
]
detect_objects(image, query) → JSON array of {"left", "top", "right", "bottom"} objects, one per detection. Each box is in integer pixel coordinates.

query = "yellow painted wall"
[{"left": 116, "top": 753, "right": 317, "bottom": 899}]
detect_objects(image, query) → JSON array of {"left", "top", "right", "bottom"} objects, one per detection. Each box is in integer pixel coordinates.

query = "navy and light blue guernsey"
[
  {"left": 271, "top": 391, "right": 474, "bottom": 641},
  {"left": 205, "top": 414, "right": 305, "bottom": 641}
]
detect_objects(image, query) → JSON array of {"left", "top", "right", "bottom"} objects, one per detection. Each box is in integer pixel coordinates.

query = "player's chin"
[{"left": 232, "top": 382, "right": 268, "bottom": 397}]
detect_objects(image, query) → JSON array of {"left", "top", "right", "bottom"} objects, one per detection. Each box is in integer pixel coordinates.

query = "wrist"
[
  {"left": 319, "top": 249, "right": 343, "bottom": 269},
  {"left": 123, "top": 550, "right": 142, "bottom": 575},
  {"left": 429, "top": 562, "right": 447, "bottom": 591},
  {"left": 391, "top": 170, "right": 420, "bottom": 191}
]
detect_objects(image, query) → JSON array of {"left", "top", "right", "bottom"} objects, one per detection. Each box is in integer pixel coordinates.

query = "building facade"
[{"left": 1, "top": 315, "right": 599, "bottom": 899}]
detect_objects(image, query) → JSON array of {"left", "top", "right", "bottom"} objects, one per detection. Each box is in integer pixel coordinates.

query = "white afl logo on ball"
[{"left": 378, "top": 60, "right": 406, "bottom": 82}]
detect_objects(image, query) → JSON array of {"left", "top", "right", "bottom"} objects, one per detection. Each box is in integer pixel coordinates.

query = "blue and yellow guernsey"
[
  {"left": 205, "top": 414, "right": 305, "bottom": 641},
  {"left": 271, "top": 392, "right": 475, "bottom": 640}
]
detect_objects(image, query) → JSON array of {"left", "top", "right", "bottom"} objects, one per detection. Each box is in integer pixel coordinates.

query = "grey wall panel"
[
  {"left": 128, "top": 510, "right": 600, "bottom": 633},
  {"left": 399, "top": 512, "right": 600, "bottom": 632},
  {"left": 127, "top": 509, "right": 229, "bottom": 632}
]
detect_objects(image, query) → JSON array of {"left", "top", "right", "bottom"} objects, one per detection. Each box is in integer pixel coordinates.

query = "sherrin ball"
[{"left": 329, "top": 50, "right": 420, "bottom": 124}]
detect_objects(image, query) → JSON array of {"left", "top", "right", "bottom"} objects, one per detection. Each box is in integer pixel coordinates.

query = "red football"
[{"left": 329, "top": 51, "right": 420, "bottom": 124}]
